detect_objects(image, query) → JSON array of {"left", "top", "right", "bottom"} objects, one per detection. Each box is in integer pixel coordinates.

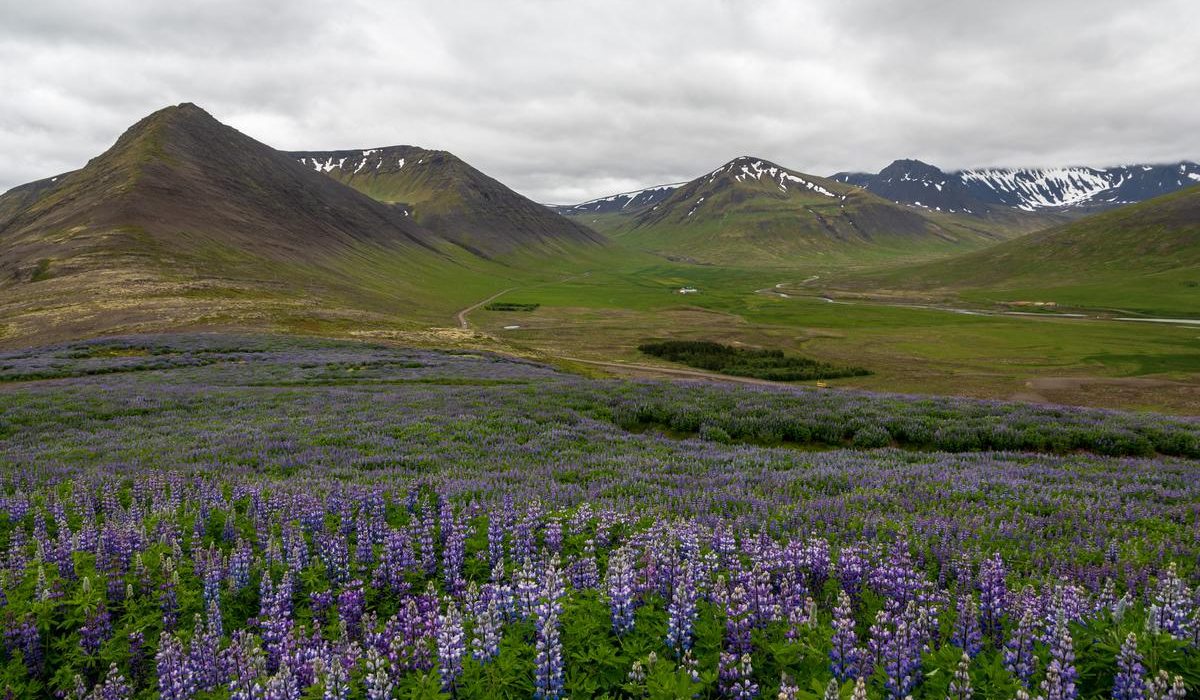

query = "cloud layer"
[{"left": 2, "top": 0, "right": 1198, "bottom": 203}]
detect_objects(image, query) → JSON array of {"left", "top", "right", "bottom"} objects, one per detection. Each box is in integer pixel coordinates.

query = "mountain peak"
[{"left": 879, "top": 159, "right": 946, "bottom": 179}]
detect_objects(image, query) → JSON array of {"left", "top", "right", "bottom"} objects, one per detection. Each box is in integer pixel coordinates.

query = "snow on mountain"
[
  {"left": 709, "top": 157, "right": 838, "bottom": 197},
  {"left": 837, "top": 160, "right": 1200, "bottom": 213},
  {"left": 550, "top": 182, "right": 686, "bottom": 215}
]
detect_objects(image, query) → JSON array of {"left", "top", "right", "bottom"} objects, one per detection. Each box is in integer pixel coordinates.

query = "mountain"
[
  {"left": 0, "top": 104, "right": 440, "bottom": 274},
  {"left": 548, "top": 182, "right": 685, "bottom": 216},
  {"left": 568, "top": 156, "right": 1017, "bottom": 266},
  {"left": 854, "top": 184, "right": 1200, "bottom": 315},
  {"left": 0, "top": 104, "right": 525, "bottom": 345},
  {"left": 290, "top": 146, "right": 604, "bottom": 257},
  {"left": 835, "top": 159, "right": 1200, "bottom": 214}
]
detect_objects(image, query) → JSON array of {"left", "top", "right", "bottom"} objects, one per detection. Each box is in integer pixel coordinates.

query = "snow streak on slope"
[
  {"left": 553, "top": 183, "right": 686, "bottom": 214},
  {"left": 959, "top": 168, "right": 1113, "bottom": 211}
]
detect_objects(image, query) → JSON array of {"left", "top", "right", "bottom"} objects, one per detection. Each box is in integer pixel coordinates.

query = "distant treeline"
[
  {"left": 638, "top": 340, "right": 869, "bottom": 382},
  {"left": 484, "top": 302, "right": 540, "bottom": 312}
]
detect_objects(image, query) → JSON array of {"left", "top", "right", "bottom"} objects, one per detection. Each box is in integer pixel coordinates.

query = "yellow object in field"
[{"left": 816, "top": 381, "right": 828, "bottom": 388}]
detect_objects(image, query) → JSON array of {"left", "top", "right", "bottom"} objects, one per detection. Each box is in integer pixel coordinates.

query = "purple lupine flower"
[
  {"left": 157, "top": 632, "right": 196, "bottom": 700},
  {"left": 1004, "top": 611, "right": 1037, "bottom": 688},
  {"left": 869, "top": 602, "right": 926, "bottom": 700},
  {"left": 779, "top": 674, "right": 801, "bottom": 700},
  {"left": 666, "top": 559, "right": 698, "bottom": 654},
  {"left": 363, "top": 648, "right": 394, "bottom": 700},
  {"left": 487, "top": 514, "right": 506, "bottom": 570},
  {"left": 224, "top": 630, "right": 267, "bottom": 700},
  {"left": 948, "top": 652, "right": 972, "bottom": 700},
  {"left": 160, "top": 567, "right": 180, "bottom": 632},
  {"left": 568, "top": 539, "right": 600, "bottom": 590},
  {"left": 418, "top": 502, "right": 437, "bottom": 576},
  {"left": 718, "top": 652, "right": 758, "bottom": 699},
  {"left": 725, "top": 582, "right": 753, "bottom": 656},
  {"left": 88, "top": 663, "right": 133, "bottom": 700},
  {"left": 259, "top": 572, "right": 295, "bottom": 673},
  {"left": 746, "top": 562, "right": 779, "bottom": 629},
  {"left": 979, "top": 552, "right": 1008, "bottom": 642},
  {"left": 606, "top": 547, "right": 636, "bottom": 634},
  {"left": 533, "top": 592, "right": 564, "bottom": 699},
  {"left": 187, "top": 612, "right": 223, "bottom": 693},
  {"left": 516, "top": 556, "right": 542, "bottom": 620},
  {"left": 1145, "top": 671, "right": 1186, "bottom": 700},
  {"left": 471, "top": 597, "right": 503, "bottom": 662},
  {"left": 437, "top": 601, "right": 466, "bottom": 691},
  {"left": 228, "top": 538, "right": 252, "bottom": 591},
  {"left": 262, "top": 664, "right": 300, "bottom": 700},
  {"left": 1147, "top": 563, "right": 1192, "bottom": 639},
  {"left": 320, "top": 656, "right": 350, "bottom": 700},
  {"left": 442, "top": 510, "right": 466, "bottom": 595},
  {"left": 545, "top": 518, "right": 563, "bottom": 553},
  {"left": 337, "top": 580, "right": 366, "bottom": 639},
  {"left": 318, "top": 531, "right": 351, "bottom": 586},
  {"left": 128, "top": 629, "right": 147, "bottom": 685},
  {"left": 831, "top": 589, "right": 860, "bottom": 681},
  {"left": 838, "top": 545, "right": 871, "bottom": 600},
  {"left": 1044, "top": 616, "right": 1078, "bottom": 700},
  {"left": 80, "top": 602, "right": 112, "bottom": 657},
  {"left": 952, "top": 591, "right": 982, "bottom": 657},
  {"left": 9, "top": 613, "right": 42, "bottom": 674},
  {"left": 1113, "top": 632, "right": 1145, "bottom": 700}
]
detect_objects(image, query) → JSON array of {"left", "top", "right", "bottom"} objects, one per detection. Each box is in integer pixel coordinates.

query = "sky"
[{"left": 2, "top": 1, "right": 1198, "bottom": 203}]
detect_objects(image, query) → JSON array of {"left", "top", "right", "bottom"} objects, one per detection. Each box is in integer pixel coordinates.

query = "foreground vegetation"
[
  {"left": 0, "top": 335, "right": 1197, "bottom": 698},
  {"left": 638, "top": 340, "right": 869, "bottom": 382}
]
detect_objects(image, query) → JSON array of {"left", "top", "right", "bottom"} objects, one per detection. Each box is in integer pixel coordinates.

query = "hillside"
[
  {"left": 290, "top": 146, "right": 605, "bottom": 258},
  {"left": 584, "top": 156, "right": 1020, "bottom": 267},
  {"left": 836, "top": 159, "right": 1200, "bottom": 214},
  {"left": 0, "top": 104, "right": 534, "bottom": 345},
  {"left": 852, "top": 184, "right": 1200, "bottom": 314}
]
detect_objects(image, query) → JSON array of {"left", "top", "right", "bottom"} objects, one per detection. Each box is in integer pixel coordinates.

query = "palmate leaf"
[{"left": 646, "top": 661, "right": 707, "bottom": 699}]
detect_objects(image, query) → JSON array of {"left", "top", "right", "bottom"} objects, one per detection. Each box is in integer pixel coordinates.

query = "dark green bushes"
[
  {"left": 485, "top": 302, "right": 540, "bottom": 312},
  {"left": 638, "top": 340, "right": 869, "bottom": 381}
]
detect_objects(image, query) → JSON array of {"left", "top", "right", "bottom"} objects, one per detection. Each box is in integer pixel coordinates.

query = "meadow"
[{"left": 1, "top": 334, "right": 1197, "bottom": 698}]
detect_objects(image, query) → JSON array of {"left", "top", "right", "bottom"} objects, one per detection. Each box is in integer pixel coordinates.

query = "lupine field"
[{"left": 0, "top": 335, "right": 1198, "bottom": 699}]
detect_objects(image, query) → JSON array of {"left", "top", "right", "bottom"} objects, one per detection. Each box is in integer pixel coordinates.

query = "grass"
[{"left": 469, "top": 252, "right": 1200, "bottom": 413}]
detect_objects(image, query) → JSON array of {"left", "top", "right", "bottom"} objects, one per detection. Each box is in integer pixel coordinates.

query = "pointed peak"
[{"left": 880, "top": 159, "right": 945, "bottom": 178}]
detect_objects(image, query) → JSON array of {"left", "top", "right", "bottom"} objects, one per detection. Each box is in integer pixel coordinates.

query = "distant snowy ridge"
[
  {"left": 552, "top": 182, "right": 686, "bottom": 214},
  {"left": 835, "top": 160, "right": 1200, "bottom": 213}
]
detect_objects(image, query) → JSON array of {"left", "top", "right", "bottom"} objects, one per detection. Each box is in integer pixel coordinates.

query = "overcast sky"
[{"left": 2, "top": 1, "right": 1198, "bottom": 203}]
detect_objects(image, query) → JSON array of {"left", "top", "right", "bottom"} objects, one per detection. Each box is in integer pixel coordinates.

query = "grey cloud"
[{"left": 1, "top": 0, "right": 1198, "bottom": 203}]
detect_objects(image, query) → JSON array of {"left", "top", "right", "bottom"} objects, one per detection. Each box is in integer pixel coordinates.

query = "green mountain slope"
[
  {"left": 593, "top": 157, "right": 1035, "bottom": 267},
  {"left": 290, "top": 146, "right": 605, "bottom": 258},
  {"left": 856, "top": 184, "right": 1200, "bottom": 314},
  {"left": 0, "top": 104, "right": 541, "bottom": 345}
]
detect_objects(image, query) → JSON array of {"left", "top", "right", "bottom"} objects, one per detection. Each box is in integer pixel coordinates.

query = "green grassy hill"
[
  {"left": 290, "top": 146, "right": 604, "bottom": 258},
  {"left": 856, "top": 184, "right": 1200, "bottom": 315},
  {"left": 0, "top": 104, "right": 588, "bottom": 346},
  {"left": 587, "top": 157, "right": 1048, "bottom": 267}
]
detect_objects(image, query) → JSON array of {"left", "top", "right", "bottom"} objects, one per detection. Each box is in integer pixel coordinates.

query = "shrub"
[{"left": 638, "top": 340, "right": 869, "bottom": 381}]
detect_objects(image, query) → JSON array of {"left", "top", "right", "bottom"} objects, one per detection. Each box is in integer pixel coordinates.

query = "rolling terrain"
[
  {"left": 291, "top": 146, "right": 604, "bottom": 258},
  {"left": 0, "top": 104, "right": 595, "bottom": 346},
  {"left": 2, "top": 104, "right": 1198, "bottom": 412},
  {"left": 554, "top": 156, "right": 1055, "bottom": 267},
  {"left": 824, "top": 183, "right": 1200, "bottom": 316}
]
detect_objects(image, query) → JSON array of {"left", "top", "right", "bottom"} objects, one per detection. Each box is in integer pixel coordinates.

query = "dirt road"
[{"left": 454, "top": 288, "right": 515, "bottom": 330}]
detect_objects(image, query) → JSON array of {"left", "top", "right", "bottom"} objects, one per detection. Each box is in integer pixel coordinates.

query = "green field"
[{"left": 453, "top": 247, "right": 1200, "bottom": 413}]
